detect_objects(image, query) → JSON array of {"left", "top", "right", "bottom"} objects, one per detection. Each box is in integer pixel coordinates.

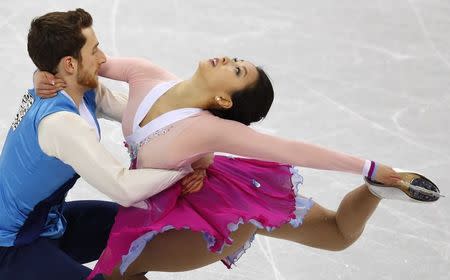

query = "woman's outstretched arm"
[
  {"left": 99, "top": 57, "right": 178, "bottom": 98},
  {"left": 180, "top": 113, "right": 399, "bottom": 183}
]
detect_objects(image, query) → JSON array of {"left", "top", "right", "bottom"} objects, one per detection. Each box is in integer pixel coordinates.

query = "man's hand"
[
  {"left": 191, "top": 153, "right": 214, "bottom": 170},
  {"left": 34, "top": 71, "right": 66, "bottom": 98},
  {"left": 181, "top": 169, "right": 207, "bottom": 195},
  {"left": 180, "top": 154, "right": 214, "bottom": 195}
]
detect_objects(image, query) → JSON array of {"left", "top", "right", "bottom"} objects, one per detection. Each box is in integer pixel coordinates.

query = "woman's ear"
[{"left": 214, "top": 95, "right": 233, "bottom": 109}]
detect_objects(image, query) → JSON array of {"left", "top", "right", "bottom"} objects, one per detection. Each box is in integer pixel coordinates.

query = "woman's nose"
[{"left": 222, "top": 56, "right": 230, "bottom": 65}]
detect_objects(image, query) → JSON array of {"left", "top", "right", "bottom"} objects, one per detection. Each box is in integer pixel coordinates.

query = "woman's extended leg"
[
  {"left": 105, "top": 223, "right": 257, "bottom": 279},
  {"left": 257, "top": 184, "right": 381, "bottom": 251},
  {"left": 104, "top": 184, "right": 379, "bottom": 279}
]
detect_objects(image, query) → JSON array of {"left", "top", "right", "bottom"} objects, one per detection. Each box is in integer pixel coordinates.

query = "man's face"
[{"left": 77, "top": 27, "right": 106, "bottom": 89}]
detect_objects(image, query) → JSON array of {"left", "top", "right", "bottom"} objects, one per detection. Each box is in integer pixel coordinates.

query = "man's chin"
[
  {"left": 84, "top": 82, "right": 98, "bottom": 89},
  {"left": 90, "top": 78, "right": 99, "bottom": 89},
  {"left": 80, "top": 78, "right": 98, "bottom": 89}
]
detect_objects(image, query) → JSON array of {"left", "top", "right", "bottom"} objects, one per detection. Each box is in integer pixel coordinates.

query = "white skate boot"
[{"left": 364, "top": 168, "right": 443, "bottom": 202}]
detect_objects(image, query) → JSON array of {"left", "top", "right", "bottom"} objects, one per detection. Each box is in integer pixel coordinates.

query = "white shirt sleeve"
[
  {"left": 38, "top": 111, "right": 189, "bottom": 207},
  {"left": 94, "top": 83, "right": 128, "bottom": 122}
]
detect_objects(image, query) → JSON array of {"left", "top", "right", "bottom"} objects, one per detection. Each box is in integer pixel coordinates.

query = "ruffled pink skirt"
[{"left": 88, "top": 156, "right": 313, "bottom": 279}]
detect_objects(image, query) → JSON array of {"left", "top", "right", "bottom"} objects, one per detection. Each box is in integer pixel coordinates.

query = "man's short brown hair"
[{"left": 27, "top": 8, "right": 93, "bottom": 74}]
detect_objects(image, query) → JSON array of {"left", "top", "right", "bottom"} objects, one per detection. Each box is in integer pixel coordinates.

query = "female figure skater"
[{"left": 36, "top": 56, "right": 438, "bottom": 280}]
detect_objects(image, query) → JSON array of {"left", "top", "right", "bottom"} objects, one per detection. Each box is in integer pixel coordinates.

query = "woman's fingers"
[
  {"left": 35, "top": 90, "right": 58, "bottom": 98},
  {"left": 374, "top": 164, "right": 403, "bottom": 186},
  {"left": 36, "top": 85, "right": 57, "bottom": 91},
  {"left": 36, "top": 83, "right": 65, "bottom": 91},
  {"left": 43, "top": 72, "right": 56, "bottom": 85},
  {"left": 34, "top": 70, "right": 66, "bottom": 98},
  {"left": 39, "top": 79, "right": 66, "bottom": 87},
  {"left": 53, "top": 82, "right": 66, "bottom": 89},
  {"left": 35, "top": 81, "right": 66, "bottom": 98}
]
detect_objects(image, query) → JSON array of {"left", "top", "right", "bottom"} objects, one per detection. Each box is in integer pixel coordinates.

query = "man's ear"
[
  {"left": 60, "top": 56, "right": 77, "bottom": 74},
  {"left": 214, "top": 95, "right": 233, "bottom": 109}
]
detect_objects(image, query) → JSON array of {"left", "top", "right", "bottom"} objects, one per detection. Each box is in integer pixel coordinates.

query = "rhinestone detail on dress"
[{"left": 125, "top": 125, "right": 174, "bottom": 161}]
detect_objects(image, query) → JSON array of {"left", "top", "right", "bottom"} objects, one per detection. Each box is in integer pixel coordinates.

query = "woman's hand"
[
  {"left": 33, "top": 71, "right": 66, "bottom": 98},
  {"left": 372, "top": 163, "right": 403, "bottom": 186},
  {"left": 181, "top": 169, "right": 207, "bottom": 195}
]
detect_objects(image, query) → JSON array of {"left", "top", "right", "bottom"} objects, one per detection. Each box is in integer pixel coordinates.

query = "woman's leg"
[
  {"left": 105, "top": 184, "right": 379, "bottom": 279},
  {"left": 257, "top": 184, "right": 381, "bottom": 251},
  {"left": 105, "top": 223, "right": 257, "bottom": 279}
]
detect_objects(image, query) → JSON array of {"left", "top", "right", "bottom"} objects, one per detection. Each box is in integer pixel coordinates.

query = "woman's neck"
[
  {"left": 165, "top": 78, "right": 211, "bottom": 110},
  {"left": 138, "top": 77, "right": 212, "bottom": 127}
]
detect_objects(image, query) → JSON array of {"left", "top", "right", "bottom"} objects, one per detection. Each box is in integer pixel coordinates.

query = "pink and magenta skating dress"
[{"left": 88, "top": 58, "right": 367, "bottom": 279}]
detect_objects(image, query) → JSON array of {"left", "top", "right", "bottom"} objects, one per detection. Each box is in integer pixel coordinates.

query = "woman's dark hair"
[
  {"left": 209, "top": 67, "right": 274, "bottom": 126},
  {"left": 27, "top": 8, "right": 93, "bottom": 74}
]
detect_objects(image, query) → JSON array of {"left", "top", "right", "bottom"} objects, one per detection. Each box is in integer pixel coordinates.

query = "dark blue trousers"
[{"left": 0, "top": 200, "right": 118, "bottom": 280}]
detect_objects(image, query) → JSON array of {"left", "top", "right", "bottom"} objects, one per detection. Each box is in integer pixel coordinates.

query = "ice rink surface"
[{"left": 0, "top": 1, "right": 449, "bottom": 279}]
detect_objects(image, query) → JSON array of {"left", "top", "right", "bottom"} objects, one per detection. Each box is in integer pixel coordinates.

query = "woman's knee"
[{"left": 333, "top": 222, "right": 364, "bottom": 251}]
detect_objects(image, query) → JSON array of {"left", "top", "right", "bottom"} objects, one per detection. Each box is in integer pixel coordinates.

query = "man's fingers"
[
  {"left": 189, "top": 181, "right": 204, "bottom": 193},
  {"left": 181, "top": 169, "right": 207, "bottom": 195},
  {"left": 183, "top": 170, "right": 205, "bottom": 184},
  {"left": 183, "top": 181, "right": 203, "bottom": 195},
  {"left": 191, "top": 169, "right": 206, "bottom": 177},
  {"left": 182, "top": 174, "right": 202, "bottom": 187},
  {"left": 181, "top": 175, "right": 198, "bottom": 187},
  {"left": 182, "top": 175, "right": 204, "bottom": 191},
  {"left": 181, "top": 173, "right": 197, "bottom": 185}
]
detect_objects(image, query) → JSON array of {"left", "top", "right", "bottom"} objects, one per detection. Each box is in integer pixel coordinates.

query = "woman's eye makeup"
[{"left": 233, "top": 57, "right": 241, "bottom": 76}]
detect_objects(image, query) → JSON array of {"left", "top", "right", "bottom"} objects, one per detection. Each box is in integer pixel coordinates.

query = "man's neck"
[{"left": 63, "top": 84, "right": 88, "bottom": 107}]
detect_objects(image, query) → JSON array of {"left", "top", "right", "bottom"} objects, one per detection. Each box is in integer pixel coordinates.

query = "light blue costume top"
[{"left": 0, "top": 89, "right": 100, "bottom": 247}]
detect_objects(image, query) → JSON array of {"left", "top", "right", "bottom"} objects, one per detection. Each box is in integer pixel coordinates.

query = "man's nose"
[{"left": 98, "top": 49, "right": 107, "bottom": 64}]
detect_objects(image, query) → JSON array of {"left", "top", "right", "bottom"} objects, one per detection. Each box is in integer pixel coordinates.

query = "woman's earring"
[{"left": 215, "top": 96, "right": 221, "bottom": 102}]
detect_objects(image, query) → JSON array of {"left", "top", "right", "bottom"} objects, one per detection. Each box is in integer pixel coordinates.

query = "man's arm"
[
  {"left": 95, "top": 83, "right": 128, "bottom": 122},
  {"left": 38, "top": 111, "right": 189, "bottom": 207}
]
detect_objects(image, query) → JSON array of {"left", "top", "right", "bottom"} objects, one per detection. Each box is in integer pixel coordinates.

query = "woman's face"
[{"left": 197, "top": 56, "right": 259, "bottom": 94}]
